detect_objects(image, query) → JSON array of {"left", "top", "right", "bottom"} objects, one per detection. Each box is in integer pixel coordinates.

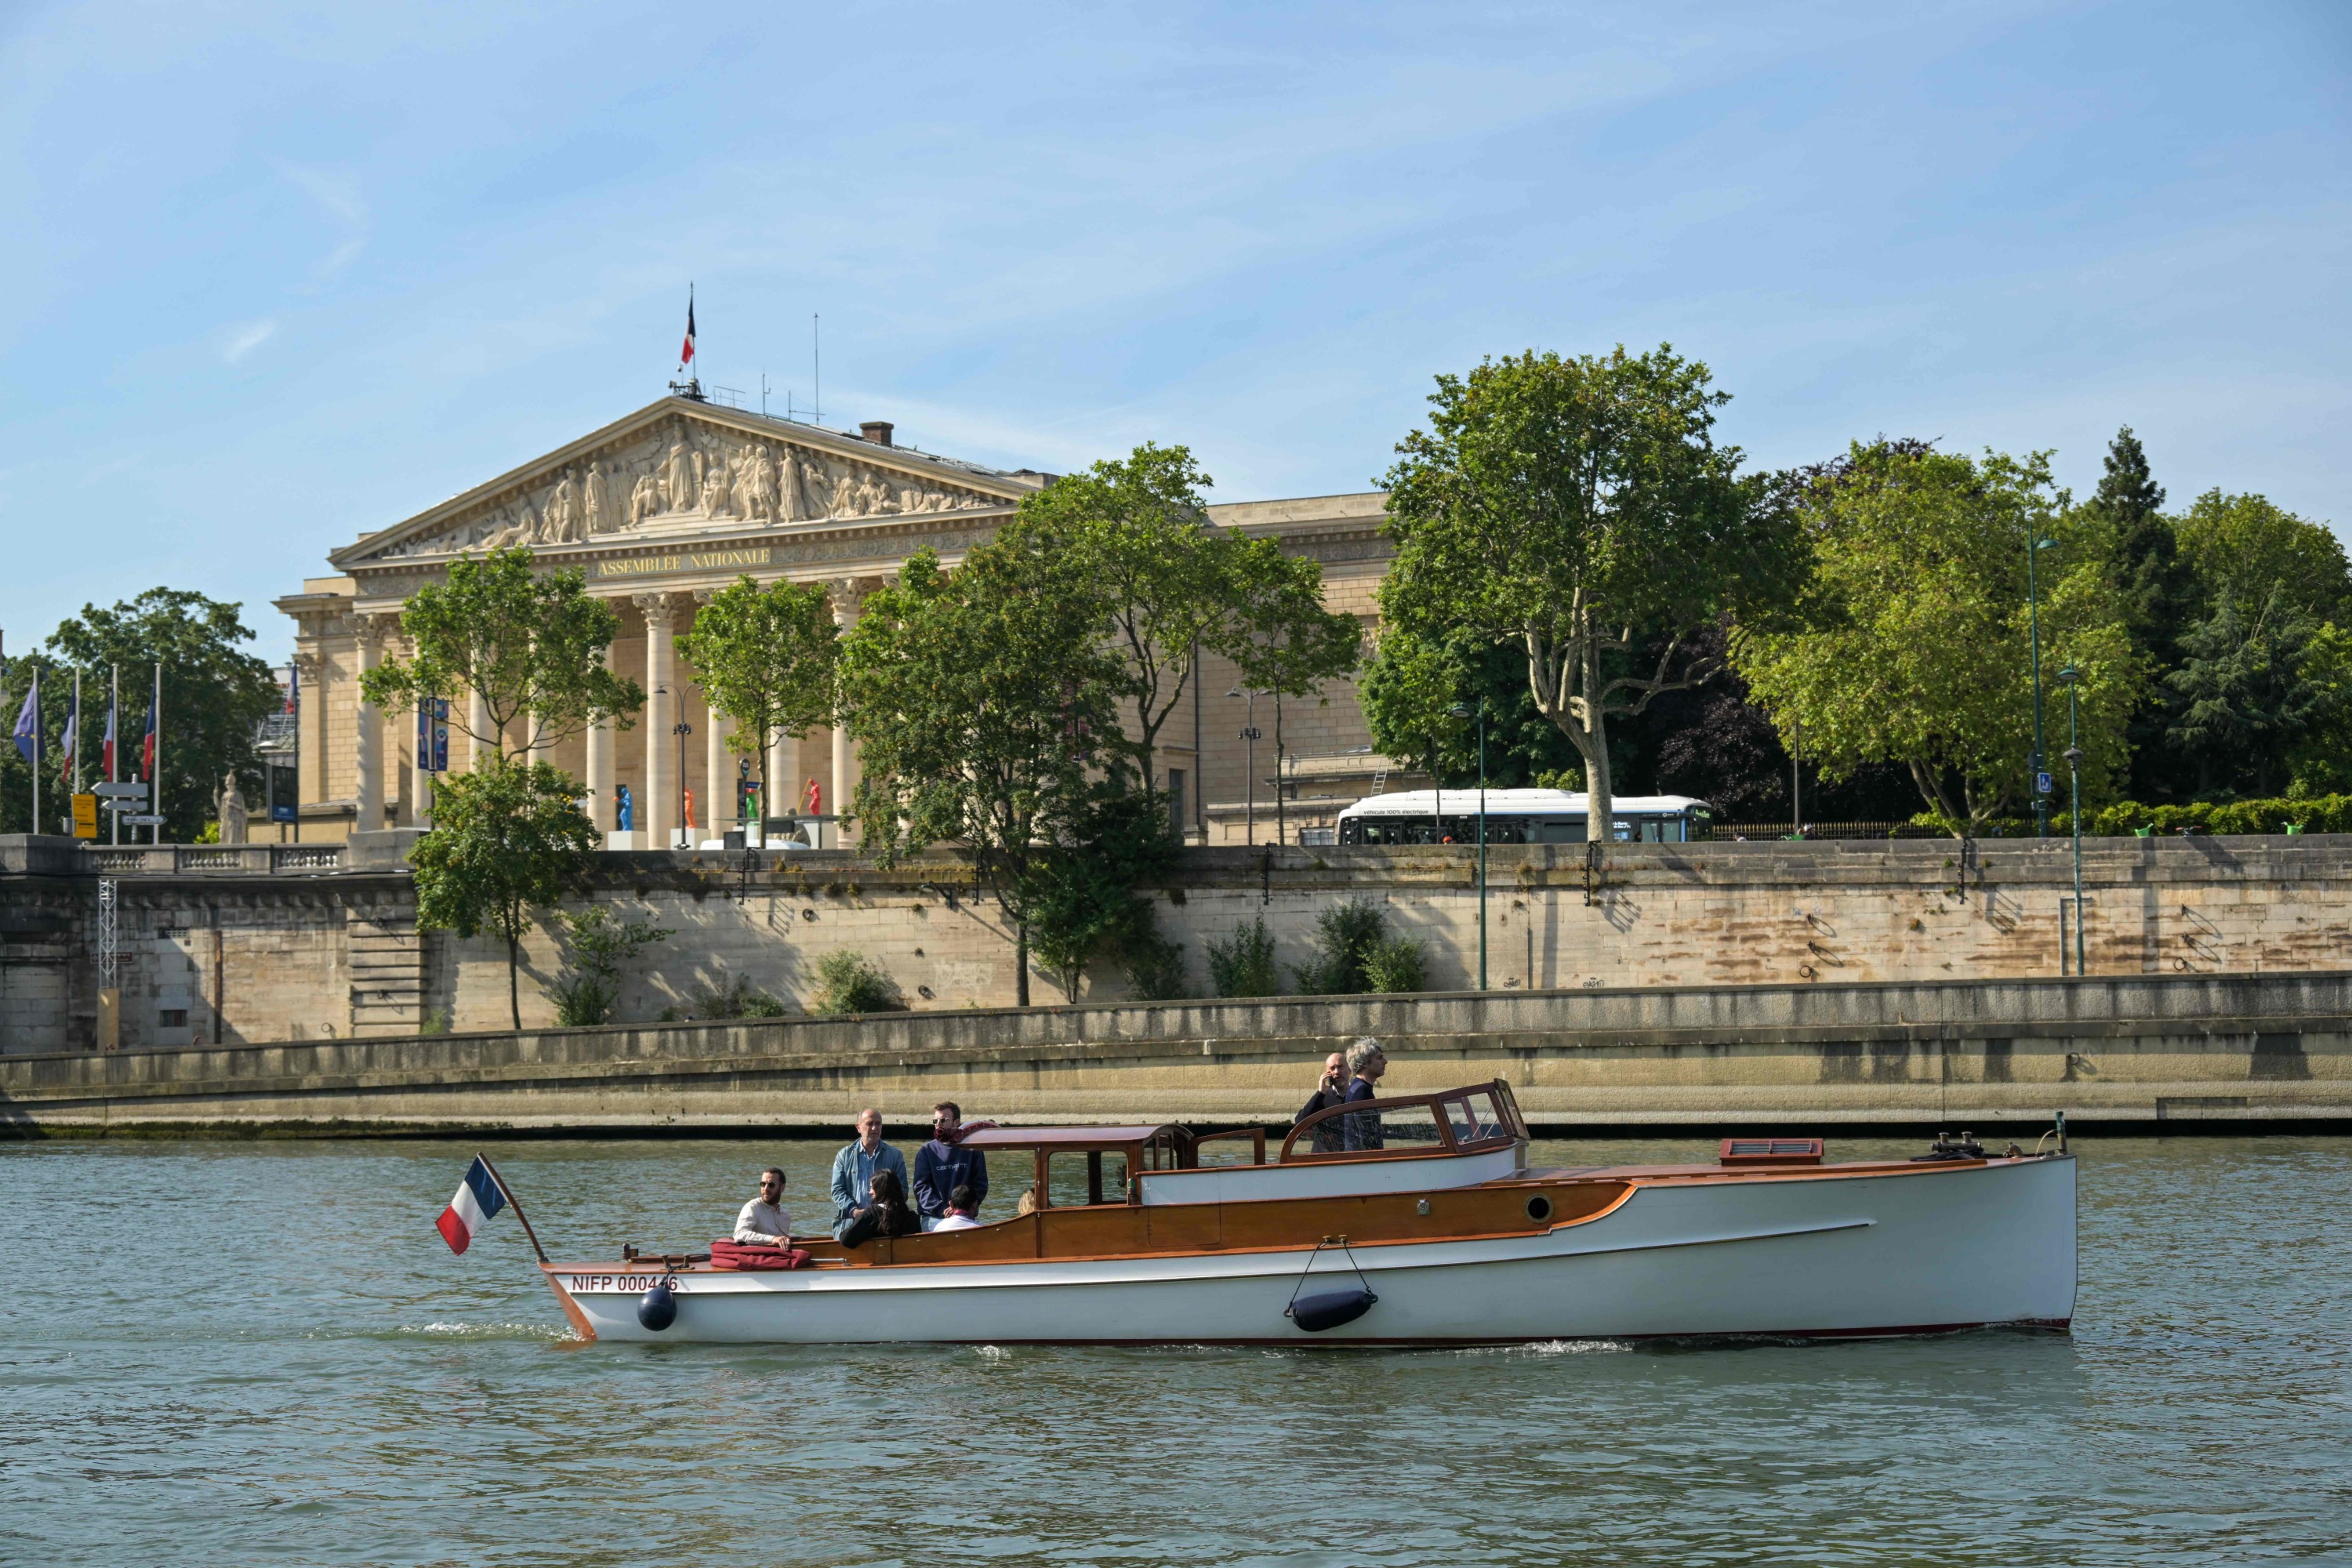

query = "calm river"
[{"left": 2, "top": 1134, "right": 2347, "bottom": 1566}]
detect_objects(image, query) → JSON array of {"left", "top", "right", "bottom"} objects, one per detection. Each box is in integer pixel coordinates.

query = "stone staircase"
[{"left": 347, "top": 909, "right": 423, "bottom": 1036}]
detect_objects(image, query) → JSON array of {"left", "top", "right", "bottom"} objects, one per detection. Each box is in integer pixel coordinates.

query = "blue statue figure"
[{"left": 615, "top": 782, "right": 633, "bottom": 833}]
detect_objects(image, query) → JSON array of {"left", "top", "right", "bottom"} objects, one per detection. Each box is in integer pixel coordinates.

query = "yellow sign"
[{"left": 71, "top": 793, "right": 97, "bottom": 839}]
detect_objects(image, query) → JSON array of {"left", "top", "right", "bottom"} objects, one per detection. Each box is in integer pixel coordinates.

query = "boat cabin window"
[
  {"left": 1043, "top": 1149, "right": 1129, "bottom": 1208},
  {"left": 1443, "top": 1090, "right": 1510, "bottom": 1146}
]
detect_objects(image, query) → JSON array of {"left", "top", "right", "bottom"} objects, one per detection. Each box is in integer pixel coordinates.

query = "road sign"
[
  {"left": 2035, "top": 771, "right": 2054, "bottom": 796},
  {"left": 121, "top": 813, "right": 165, "bottom": 826},
  {"left": 93, "top": 782, "right": 147, "bottom": 798},
  {"left": 71, "top": 793, "right": 97, "bottom": 838}
]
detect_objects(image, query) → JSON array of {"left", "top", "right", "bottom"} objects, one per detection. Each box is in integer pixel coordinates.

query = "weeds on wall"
[
  {"left": 550, "top": 907, "right": 673, "bottom": 1027},
  {"left": 1206, "top": 916, "right": 1281, "bottom": 997},
  {"left": 811, "top": 950, "right": 907, "bottom": 1015}
]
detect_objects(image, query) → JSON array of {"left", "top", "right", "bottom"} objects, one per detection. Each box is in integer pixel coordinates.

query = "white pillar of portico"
[
  {"left": 353, "top": 615, "right": 387, "bottom": 836},
  {"left": 637, "top": 593, "right": 679, "bottom": 848},
  {"left": 768, "top": 730, "right": 799, "bottom": 827},
  {"left": 466, "top": 689, "right": 495, "bottom": 771},
  {"left": 828, "top": 579, "right": 865, "bottom": 846},
  {"left": 688, "top": 589, "right": 735, "bottom": 837},
  {"left": 584, "top": 633, "right": 615, "bottom": 835}
]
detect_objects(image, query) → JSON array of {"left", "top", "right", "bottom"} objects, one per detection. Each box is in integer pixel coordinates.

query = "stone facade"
[
  {"left": 8, "top": 834, "right": 2352, "bottom": 1053},
  {"left": 274, "top": 397, "right": 1402, "bottom": 850}
]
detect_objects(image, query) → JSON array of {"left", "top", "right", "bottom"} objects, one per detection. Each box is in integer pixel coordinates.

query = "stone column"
[
  {"left": 689, "top": 588, "right": 731, "bottom": 836},
  {"left": 353, "top": 616, "right": 387, "bottom": 836},
  {"left": 829, "top": 579, "right": 865, "bottom": 846},
  {"left": 466, "top": 689, "right": 494, "bottom": 771},
  {"left": 290, "top": 652, "right": 321, "bottom": 842},
  {"left": 584, "top": 633, "right": 615, "bottom": 836},
  {"left": 768, "top": 730, "right": 798, "bottom": 828},
  {"left": 637, "top": 593, "right": 679, "bottom": 848}
]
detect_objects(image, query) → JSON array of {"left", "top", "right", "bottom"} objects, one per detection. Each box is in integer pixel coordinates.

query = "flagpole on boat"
[{"left": 477, "top": 1155, "right": 551, "bottom": 1265}]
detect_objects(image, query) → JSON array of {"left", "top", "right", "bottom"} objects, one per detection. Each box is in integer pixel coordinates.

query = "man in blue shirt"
[
  {"left": 829, "top": 1108, "right": 909, "bottom": 1240},
  {"left": 1341, "top": 1036, "right": 1388, "bottom": 1151},
  {"left": 913, "top": 1100, "right": 989, "bottom": 1230}
]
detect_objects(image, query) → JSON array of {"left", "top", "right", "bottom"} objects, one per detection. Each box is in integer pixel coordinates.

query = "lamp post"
[
  {"left": 2027, "top": 532, "right": 2060, "bottom": 837},
  {"left": 2058, "top": 665, "right": 2085, "bottom": 977},
  {"left": 1229, "top": 688, "right": 1261, "bottom": 847},
  {"left": 659, "top": 686, "right": 691, "bottom": 850},
  {"left": 1450, "top": 699, "right": 1488, "bottom": 991}
]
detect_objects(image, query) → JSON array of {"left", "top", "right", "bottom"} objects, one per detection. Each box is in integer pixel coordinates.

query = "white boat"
[{"left": 532, "top": 1083, "right": 2077, "bottom": 1345}]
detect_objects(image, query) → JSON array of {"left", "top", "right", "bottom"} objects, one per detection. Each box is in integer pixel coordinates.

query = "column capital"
[
  {"left": 354, "top": 612, "right": 400, "bottom": 653},
  {"left": 633, "top": 591, "right": 682, "bottom": 629},
  {"left": 289, "top": 651, "right": 322, "bottom": 681}
]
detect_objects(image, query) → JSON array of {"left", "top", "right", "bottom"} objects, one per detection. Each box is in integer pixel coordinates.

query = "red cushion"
[{"left": 709, "top": 1240, "right": 811, "bottom": 1272}]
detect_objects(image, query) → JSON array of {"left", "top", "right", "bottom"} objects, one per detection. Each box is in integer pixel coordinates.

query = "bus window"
[{"left": 1537, "top": 820, "right": 1584, "bottom": 844}]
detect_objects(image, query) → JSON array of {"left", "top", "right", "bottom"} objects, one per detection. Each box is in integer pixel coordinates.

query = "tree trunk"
[
  {"left": 1577, "top": 625, "right": 1613, "bottom": 848},
  {"left": 1015, "top": 921, "right": 1031, "bottom": 1007},
  {"left": 506, "top": 932, "right": 521, "bottom": 1032},
  {"left": 1273, "top": 691, "right": 1286, "bottom": 848}
]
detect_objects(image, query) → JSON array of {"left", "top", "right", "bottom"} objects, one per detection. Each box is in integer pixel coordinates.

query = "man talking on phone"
[{"left": 1294, "top": 1051, "right": 1351, "bottom": 1153}]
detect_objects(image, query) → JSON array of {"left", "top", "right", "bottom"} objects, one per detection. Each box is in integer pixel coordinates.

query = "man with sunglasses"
[
  {"left": 913, "top": 1101, "right": 989, "bottom": 1231},
  {"left": 735, "top": 1167, "right": 794, "bottom": 1245}
]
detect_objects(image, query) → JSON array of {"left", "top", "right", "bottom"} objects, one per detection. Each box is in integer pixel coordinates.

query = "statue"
[
  {"left": 615, "top": 782, "right": 634, "bottom": 833},
  {"left": 738, "top": 445, "right": 777, "bottom": 521},
  {"left": 779, "top": 449, "right": 810, "bottom": 520},
  {"left": 662, "top": 435, "right": 694, "bottom": 513},
  {"left": 215, "top": 772, "right": 250, "bottom": 844},
  {"left": 548, "top": 473, "right": 579, "bottom": 543},
  {"left": 584, "top": 464, "right": 610, "bottom": 535},
  {"left": 700, "top": 457, "right": 731, "bottom": 517},
  {"left": 629, "top": 471, "right": 660, "bottom": 528}
]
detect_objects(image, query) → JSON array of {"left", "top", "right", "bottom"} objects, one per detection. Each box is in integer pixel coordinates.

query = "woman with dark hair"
[{"left": 837, "top": 1167, "right": 920, "bottom": 1249}]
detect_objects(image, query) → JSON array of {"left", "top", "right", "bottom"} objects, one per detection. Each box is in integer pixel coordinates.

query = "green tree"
[
  {"left": 1733, "top": 442, "right": 2140, "bottom": 831},
  {"left": 1360, "top": 626, "right": 1586, "bottom": 789},
  {"left": 1018, "top": 786, "right": 1176, "bottom": 1001},
  {"left": 2081, "top": 428, "right": 2194, "bottom": 800},
  {"left": 408, "top": 760, "right": 599, "bottom": 1029},
  {"left": 549, "top": 906, "right": 673, "bottom": 1027},
  {"left": 9, "top": 590, "right": 280, "bottom": 839},
  {"left": 672, "top": 575, "right": 838, "bottom": 829},
  {"left": 2165, "top": 586, "right": 2338, "bottom": 797},
  {"left": 1379, "top": 346, "right": 1796, "bottom": 848},
  {"left": 839, "top": 540, "right": 1127, "bottom": 1007},
  {"left": 1013, "top": 442, "right": 1359, "bottom": 823},
  {"left": 360, "top": 546, "right": 642, "bottom": 762},
  {"left": 2172, "top": 490, "right": 2352, "bottom": 627}
]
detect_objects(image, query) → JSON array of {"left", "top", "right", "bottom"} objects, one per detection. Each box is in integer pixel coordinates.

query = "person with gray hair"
[{"left": 1342, "top": 1036, "right": 1388, "bottom": 1151}]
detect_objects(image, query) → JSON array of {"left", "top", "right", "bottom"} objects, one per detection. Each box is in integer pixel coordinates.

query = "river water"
[{"left": 2, "top": 1133, "right": 2347, "bottom": 1566}]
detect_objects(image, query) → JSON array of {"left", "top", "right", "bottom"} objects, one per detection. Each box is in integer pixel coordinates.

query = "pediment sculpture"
[{"left": 373, "top": 417, "right": 1006, "bottom": 559}]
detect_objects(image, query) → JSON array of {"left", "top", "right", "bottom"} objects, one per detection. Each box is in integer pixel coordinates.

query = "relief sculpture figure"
[
  {"left": 662, "top": 435, "right": 694, "bottom": 513},
  {"left": 584, "top": 463, "right": 611, "bottom": 535},
  {"left": 737, "top": 444, "right": 777, "bottom": 521},
  {"left": 548, "top": 473, "right": 579, "bottom": 543},
  {"left": 629, "top": 470, "right": 661, "bottom": 528},
  {"left": 701, "top": 454, "right": 732, "bottom": 517}
]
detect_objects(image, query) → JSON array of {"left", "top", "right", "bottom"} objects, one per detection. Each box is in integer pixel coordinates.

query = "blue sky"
[{"left": 2, "top": 1, "right": 2347, "bottom": 663}]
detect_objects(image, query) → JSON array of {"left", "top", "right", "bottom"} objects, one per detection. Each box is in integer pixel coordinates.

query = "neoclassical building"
[{"left": 278, "top": 394, "right": 1408, "bottom": 848}]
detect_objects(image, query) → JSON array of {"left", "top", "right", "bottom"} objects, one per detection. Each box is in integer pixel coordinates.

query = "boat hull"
[{"left": 554, "top": 1156, "right": 2076, "bottom": 1345}]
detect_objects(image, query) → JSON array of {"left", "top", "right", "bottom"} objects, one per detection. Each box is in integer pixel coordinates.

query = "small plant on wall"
[
  {"left": 811, "top": 951, "right": 907, "bottom": 1016},
  {"left": 550, "top": 906, "right": 673, "bottom": 1027},
  {"left": 1206, "top": 916, "right": 1280, "bottom": 997}
]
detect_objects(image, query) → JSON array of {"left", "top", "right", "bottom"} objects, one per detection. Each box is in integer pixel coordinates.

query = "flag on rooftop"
[
  {"left": 680, "top": 292, "right": 696, "bottom": 368},
  {"left": 435, "top": 1156, "right": 509, "bottom": 1256}
]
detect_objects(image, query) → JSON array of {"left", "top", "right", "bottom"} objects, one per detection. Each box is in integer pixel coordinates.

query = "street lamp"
[
  {"left": 2028, "top": 533, "right": 2060, "bottom": 837},
  {"left": 2057, "top": 664, "right": 2085, "bottom": 977},
  {"left": 1450, "top": 699, "right": 1487, "bottom": 991},
  {"left": 657, "top": 685, "right": 691, "bottom": 850},
  {"left": 1229, "top": 688, "right": 1262, "bottom": 847}
]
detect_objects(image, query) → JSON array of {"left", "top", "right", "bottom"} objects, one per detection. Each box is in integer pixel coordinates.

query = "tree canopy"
[
  {"left": 360, "top": 546, "right": 642, "bottom": 762},
  {"left": 1378, "top": 345, "right": 1797, "bottom": 844},
  {"left": 839, "top": 539, "right": 1130, "bottom": 1006},
  {"left": 1731, "top": 441, "right": 2140, "bottom": 829},
  {"left": 0, "top": 589, "right": 278, "bottom": 837},
  {"left": 673, "top": 574, "right": 838, "bottom": 826},
  {"left": 407, "top": 760, "right": 599, "bottom": 1029}
]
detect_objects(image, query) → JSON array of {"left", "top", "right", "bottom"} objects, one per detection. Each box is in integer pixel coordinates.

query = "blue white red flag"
[
  {"left": 436, "top": 1156, "right": 509, "bottom": 1255},
  {"left": 141, "top": 695, "right": 155, "bottom": 781},
  {"left": 101, "top": 699, "right": 116, "bottom": 780},
  {"left": 12, "top": 673, "right": 38, "bottom": 767},
  {"left": 57, "top": 691, "right": 75, "bottom": 788}
]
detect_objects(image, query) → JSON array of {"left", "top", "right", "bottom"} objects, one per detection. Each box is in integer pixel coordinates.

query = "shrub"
[
  {"left": 1362, "top": 935, "right": 1428, "bottom": 993},
  {"left": 811, "top": 950, "right": 907, "bottom": 1015},
  {"left": 1205, "top": 916, "right": 1281, "bottom": 997},
  {"left": 1124, "top": 930, "right": 1191, "bottom": 1001},
  {"left": 1292, "top": 898, "right": 1388, "bottom": 995},
  {"left": 550, "top": 907, "right": 673, "bottom": 1027},
  {"left": 680, "top": 973, "right": 791, "bottom": 1020}
]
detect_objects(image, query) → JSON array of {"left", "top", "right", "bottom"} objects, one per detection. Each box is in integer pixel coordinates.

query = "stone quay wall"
[
  {"left": 6, "top": 831, "right": 2352, "bottom": 1055},
  {"left": 2, "top": 971, "right": 2346, "bottom": 1134}
]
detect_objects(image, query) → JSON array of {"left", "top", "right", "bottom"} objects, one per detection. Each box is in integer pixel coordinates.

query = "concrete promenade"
[{"left": 3, "top": 971, "right": 2346, "bottom": 1135}]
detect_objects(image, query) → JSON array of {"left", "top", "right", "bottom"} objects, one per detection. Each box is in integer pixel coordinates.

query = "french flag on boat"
[{"left": 436, "top": 1156, "right": 508, "bottom": 1255}]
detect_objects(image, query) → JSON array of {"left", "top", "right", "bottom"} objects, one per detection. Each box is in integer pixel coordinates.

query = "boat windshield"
[{"left": 1281, "top": 1082, "right": 1526, "bottom": 1162}]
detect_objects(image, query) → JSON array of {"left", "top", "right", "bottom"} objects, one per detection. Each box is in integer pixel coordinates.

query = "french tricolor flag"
[{"left": 436, "top": 1156, "right": 509, "bottom": 1254}]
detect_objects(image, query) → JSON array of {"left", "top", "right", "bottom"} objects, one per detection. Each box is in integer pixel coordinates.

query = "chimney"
[{"left": 859, "top": 420, "right": 895, "bottom": 448}]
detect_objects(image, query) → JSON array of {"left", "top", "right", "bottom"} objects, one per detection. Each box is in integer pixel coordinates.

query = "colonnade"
[{"left": 343, "top": 578, "right": 877, "bottom": 847}]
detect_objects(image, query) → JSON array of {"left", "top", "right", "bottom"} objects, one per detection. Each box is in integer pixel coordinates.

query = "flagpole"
[
  {"left": 109, "top": 663, "right": 120, "bottom": 846},
  {"left": 151, "top": 661, "right": 162, "bottom": 845},
  {"left": 477, "top": 1155, "right": 551, "bottom": 1265},
  {"left": 71, "top": 671, "right": 82, "bottom": 798},
  {"left": 30, "top": 665, "right": 40, "bottom": 838}
]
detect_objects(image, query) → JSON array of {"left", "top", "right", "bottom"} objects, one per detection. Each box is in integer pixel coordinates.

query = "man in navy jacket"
[{"left": 913, "top": 1100, "right": 989, "bottom": 1229}]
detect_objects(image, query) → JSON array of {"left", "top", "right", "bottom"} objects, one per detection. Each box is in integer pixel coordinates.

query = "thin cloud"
[
  {"left": 274, "top": 161, "right": 368, "bottom": 281},
  {"left": 222, "top": 319, "right": 276, "bottom": 363}
]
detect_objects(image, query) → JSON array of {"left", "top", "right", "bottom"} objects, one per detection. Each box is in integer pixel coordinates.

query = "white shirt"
[
  {"left": 735, "top": 1197, "right": 793, "bottom": 1244},
  {"left": 932, "top": 1212, "right": 980, "bottom": 1232}
]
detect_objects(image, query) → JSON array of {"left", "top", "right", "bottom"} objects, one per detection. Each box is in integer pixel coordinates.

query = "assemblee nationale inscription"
[{"left": 594, "top": 546, "right": 774, "bottom": 579}]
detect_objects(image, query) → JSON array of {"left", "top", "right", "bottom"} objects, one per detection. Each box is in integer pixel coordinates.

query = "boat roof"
[{"left": 960, "top": 1124, "right": 1180, "bottom": 1149}]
